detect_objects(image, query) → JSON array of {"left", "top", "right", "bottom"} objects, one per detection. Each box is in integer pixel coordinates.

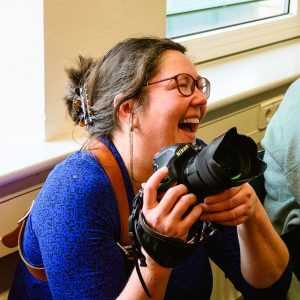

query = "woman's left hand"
[{"left": 199, "top": 183, "right": 258, "bottom": 226}]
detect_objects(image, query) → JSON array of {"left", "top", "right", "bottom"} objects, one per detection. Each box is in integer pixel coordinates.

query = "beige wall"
[{"left": 44, "top": 0, "right": 166, "bottom": 140}]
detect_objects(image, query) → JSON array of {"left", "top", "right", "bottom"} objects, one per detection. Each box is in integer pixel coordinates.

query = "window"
[
  {"left": 167, "top": 0, "right": 300, "bottom": 63},
  {"left": 167, "top": 0, "right": 290, "bottom": 38}
]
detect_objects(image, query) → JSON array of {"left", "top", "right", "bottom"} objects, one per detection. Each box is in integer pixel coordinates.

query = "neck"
[{"left": 112, "top": 130, "right": 153, "bottom": 194}]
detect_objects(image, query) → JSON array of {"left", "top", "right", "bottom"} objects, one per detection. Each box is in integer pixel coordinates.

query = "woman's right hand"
[
  {"left": 118, "top": 167, "right": 201, "bottom": 299},
  {"left": 142, "top": 167, "right": 202, "bottom": 242}
]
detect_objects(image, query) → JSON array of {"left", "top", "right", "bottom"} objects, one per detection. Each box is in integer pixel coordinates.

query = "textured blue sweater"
[{"left": 9, "top": 137, "right": 291, "bottom": 299}]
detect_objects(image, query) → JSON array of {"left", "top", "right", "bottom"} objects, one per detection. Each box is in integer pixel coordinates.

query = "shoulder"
[
  {"left": 30, "top": 150, "right": 121, "bottom": 236},
  {"left": 285, "top": 78, "right": 300, "bottom": 100},
  {"left": 276, "top": 79, "right": 300, "bottom": 115},
  {"left": 50, "top": 150, "right": 108, "bottom": 181},
  {"left": 262, "top": 79, "right": 300, "bottom": 157},
  {"left": 34, "top": 151, "right": 116, "bottom": 211}
]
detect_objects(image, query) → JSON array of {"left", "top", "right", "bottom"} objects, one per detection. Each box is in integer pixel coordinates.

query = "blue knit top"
[{"left": 9, "top": 137, "right": 291, "bottom": 299}]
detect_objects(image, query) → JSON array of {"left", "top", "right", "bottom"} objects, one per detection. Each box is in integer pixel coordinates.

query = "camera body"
[
  {"left": 153, "top": 143, "right": 201, "bottom": 194},
  {"left": 153, "top": 127, "right": 267, "bottom": 200}
]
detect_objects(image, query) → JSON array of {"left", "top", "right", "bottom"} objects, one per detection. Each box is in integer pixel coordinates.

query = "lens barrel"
[{"left": 183, "top": 127, "right": 266, "bottom": 199}]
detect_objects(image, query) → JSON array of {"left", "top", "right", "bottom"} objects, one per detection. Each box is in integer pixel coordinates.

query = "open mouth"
[{"left": 178, "top": 118, "right": 199, "bottom": 133}]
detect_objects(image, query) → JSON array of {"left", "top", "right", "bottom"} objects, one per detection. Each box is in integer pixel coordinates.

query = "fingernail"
[{"left": 160, "top": 166, "right": 168, "bottom": 172}]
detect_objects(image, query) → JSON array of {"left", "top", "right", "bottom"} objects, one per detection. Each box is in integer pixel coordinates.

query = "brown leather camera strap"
[
  {"left": 1, "top": 139, "right": 131, "bottom": 282},
  {"left": 88, "top": 139, "right": 131, "bottom": 246},
  {"left": 18, "top": 216, "right": 48, "bottom": 282},
  {"left": 1, "top": 223, "right": 21, "bottom": 249}
]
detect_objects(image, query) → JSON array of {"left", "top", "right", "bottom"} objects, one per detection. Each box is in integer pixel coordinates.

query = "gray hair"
[{"left": 64, "top": 37, "right": 186, "bottom": 138}]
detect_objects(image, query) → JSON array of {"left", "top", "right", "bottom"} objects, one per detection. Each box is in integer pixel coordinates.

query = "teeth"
[{"left": 179, "top": 118, "right": 199, "bottom": 124}]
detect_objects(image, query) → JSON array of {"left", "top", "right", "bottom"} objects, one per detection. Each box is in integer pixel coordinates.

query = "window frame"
[{"left": 171, "top": 0, "right": 300, "bottom": 63}]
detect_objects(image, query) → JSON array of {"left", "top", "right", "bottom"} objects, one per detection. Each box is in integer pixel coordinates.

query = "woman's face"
[{"left": 135, "top": 50, "right": 208, "bottom": 155}]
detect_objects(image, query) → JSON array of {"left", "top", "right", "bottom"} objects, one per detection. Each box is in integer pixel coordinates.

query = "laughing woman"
[{"left": 9, "top": 37, "right": 291, "bottom": 300}]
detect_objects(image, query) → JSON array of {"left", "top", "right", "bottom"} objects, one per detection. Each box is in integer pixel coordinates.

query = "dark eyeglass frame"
[{"left": 144, "top": 73, "right": 211, "bottom": 99}]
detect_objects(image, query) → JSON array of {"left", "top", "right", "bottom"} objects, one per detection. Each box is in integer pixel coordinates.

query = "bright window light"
[{"left": 167, "top": 0, "right": 290, "bottom": 38}]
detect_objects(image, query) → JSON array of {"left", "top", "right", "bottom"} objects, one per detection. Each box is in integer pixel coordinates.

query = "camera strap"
[{"left": 1, "top": 140, "right": 133, "bottom": 283}]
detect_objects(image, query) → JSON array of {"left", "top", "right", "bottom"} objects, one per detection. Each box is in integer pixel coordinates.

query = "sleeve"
[
  {"left": 262, "top": 79, "right": 300, "bottom": 206},
  {"left": 206, "top": 226, "right": 292, "bottom": 300},
  {"left": 262, "top": 79, "right": 300, "bottom": 234},
  {"left": 30, "top": 157, "right": 131, "bottom": 299},
  {"left": 280, "top": 80, "right": 300, "bottom": 204},
  {"left": 262, "top": 79, "right": 300, "bottom": 281}
]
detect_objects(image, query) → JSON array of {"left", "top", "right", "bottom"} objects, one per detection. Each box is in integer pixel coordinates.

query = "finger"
[
  {"left": 180, "top": 204, "right": 203, "bottom": 230},
  {"left": 200, "top": 195, "right": 243, "bottom": 213},
  {"left": 168, "top": 193, "right": 198, "bottom": 220},
  {"left": 157, "top": 184, "right": 189, "bottom": 213},
  {"left": 143, "top": 167, "right": 169, "bottom": 210},
  {"left": 200, "top": 205, "right": 247, "bottom": 223},
  {"left": 162, "top": 202, "right": 203, "bottom": 241},
  {"left": 203, "top": 186, "right": 242, "bottom": 204}
]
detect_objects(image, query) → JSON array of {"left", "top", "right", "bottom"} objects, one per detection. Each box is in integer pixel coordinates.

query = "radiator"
[{"left": 197, "top": 95, "right": 283, "bottom": 144}]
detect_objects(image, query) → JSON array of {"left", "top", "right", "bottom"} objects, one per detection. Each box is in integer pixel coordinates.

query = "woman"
[{"left": 9, "top": 37, "right": 291, "bottom": 299}]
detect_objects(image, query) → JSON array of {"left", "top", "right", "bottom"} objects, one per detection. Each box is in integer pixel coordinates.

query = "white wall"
[
  {"left": 0, "top": 1, "right": 44, "bottom": 141},
  {"left": 44, "top": 0, "right": 166, "bottom": 140}
]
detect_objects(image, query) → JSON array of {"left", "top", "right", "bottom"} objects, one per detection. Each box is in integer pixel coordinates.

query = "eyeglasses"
[{"left": 144, "top": 73, "right": 211, "bottom": 99}]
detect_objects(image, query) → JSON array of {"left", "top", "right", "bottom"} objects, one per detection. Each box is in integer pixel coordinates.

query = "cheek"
[
  {"left": 138, "top": 97, "right": 183, "bottom": 133},
  {"left": 147, "top": 106, "right": 180, "bottom": 127},
  {"left": 200, "top": 105, "right": 207, "bottom": 121},
  {"left": 139, "top": 116, "right": 178, "bottom": 145}
]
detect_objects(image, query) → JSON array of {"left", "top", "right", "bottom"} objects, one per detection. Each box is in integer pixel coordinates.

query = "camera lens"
[
  {"left": 214, "top": 150, "right": 242, "bottom": 180},
  {"left": 154, "top": 127, "right": 267, "bottom": 200}
]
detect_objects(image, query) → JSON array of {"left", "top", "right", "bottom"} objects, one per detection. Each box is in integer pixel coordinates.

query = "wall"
[
  {"left": 197, "top": 84, "right": 289, "bottom": 144},
  {"left": 44, "top": 0, "right": 166, "bottom": 140}
]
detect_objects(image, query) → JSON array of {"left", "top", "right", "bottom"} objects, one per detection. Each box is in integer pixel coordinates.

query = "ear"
[
  {"left": 114, "top": 94, "right": 138, "bottom": 128},
  {"left": 113, "top": 93, "right": 124, "bottom": 108}
]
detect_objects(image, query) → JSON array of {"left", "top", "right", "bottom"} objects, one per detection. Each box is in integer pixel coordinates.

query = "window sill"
[
  {"left": 1, "top": 38, "right": 299, "bottom": 188},
  {"left": 0, "top": 137, "right": 80, "bottom": 187},
  {"left": 197, "top": 38, "right": 300, "bottom": 111}
]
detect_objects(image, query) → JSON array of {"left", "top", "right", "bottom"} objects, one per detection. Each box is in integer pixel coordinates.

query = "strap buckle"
[
  {"left": 17, "top": 199, "right": 35, "bottom": 224},
  {"left": 117, "top": 242, "right": 134, "bottom": 260}
]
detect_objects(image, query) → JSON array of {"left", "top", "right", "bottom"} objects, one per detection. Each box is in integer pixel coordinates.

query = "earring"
[
  {"left": 129, "top": 114, "right": 134, "bottom": 132},
  {"left": 129, "top": 113, "right": 134, "bottom": 183}
]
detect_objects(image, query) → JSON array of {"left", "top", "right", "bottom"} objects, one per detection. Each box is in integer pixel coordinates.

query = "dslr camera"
[
  {"left": 153, "top": 127, "right": 266, "bottom": 200},
  {"left": 129, "top": 127, "right": 267, "bottom": 277}
]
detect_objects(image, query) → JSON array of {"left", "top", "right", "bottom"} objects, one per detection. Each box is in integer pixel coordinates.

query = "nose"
[{"left": 191, "top": 87, "right": 207, "bottom": 106}]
